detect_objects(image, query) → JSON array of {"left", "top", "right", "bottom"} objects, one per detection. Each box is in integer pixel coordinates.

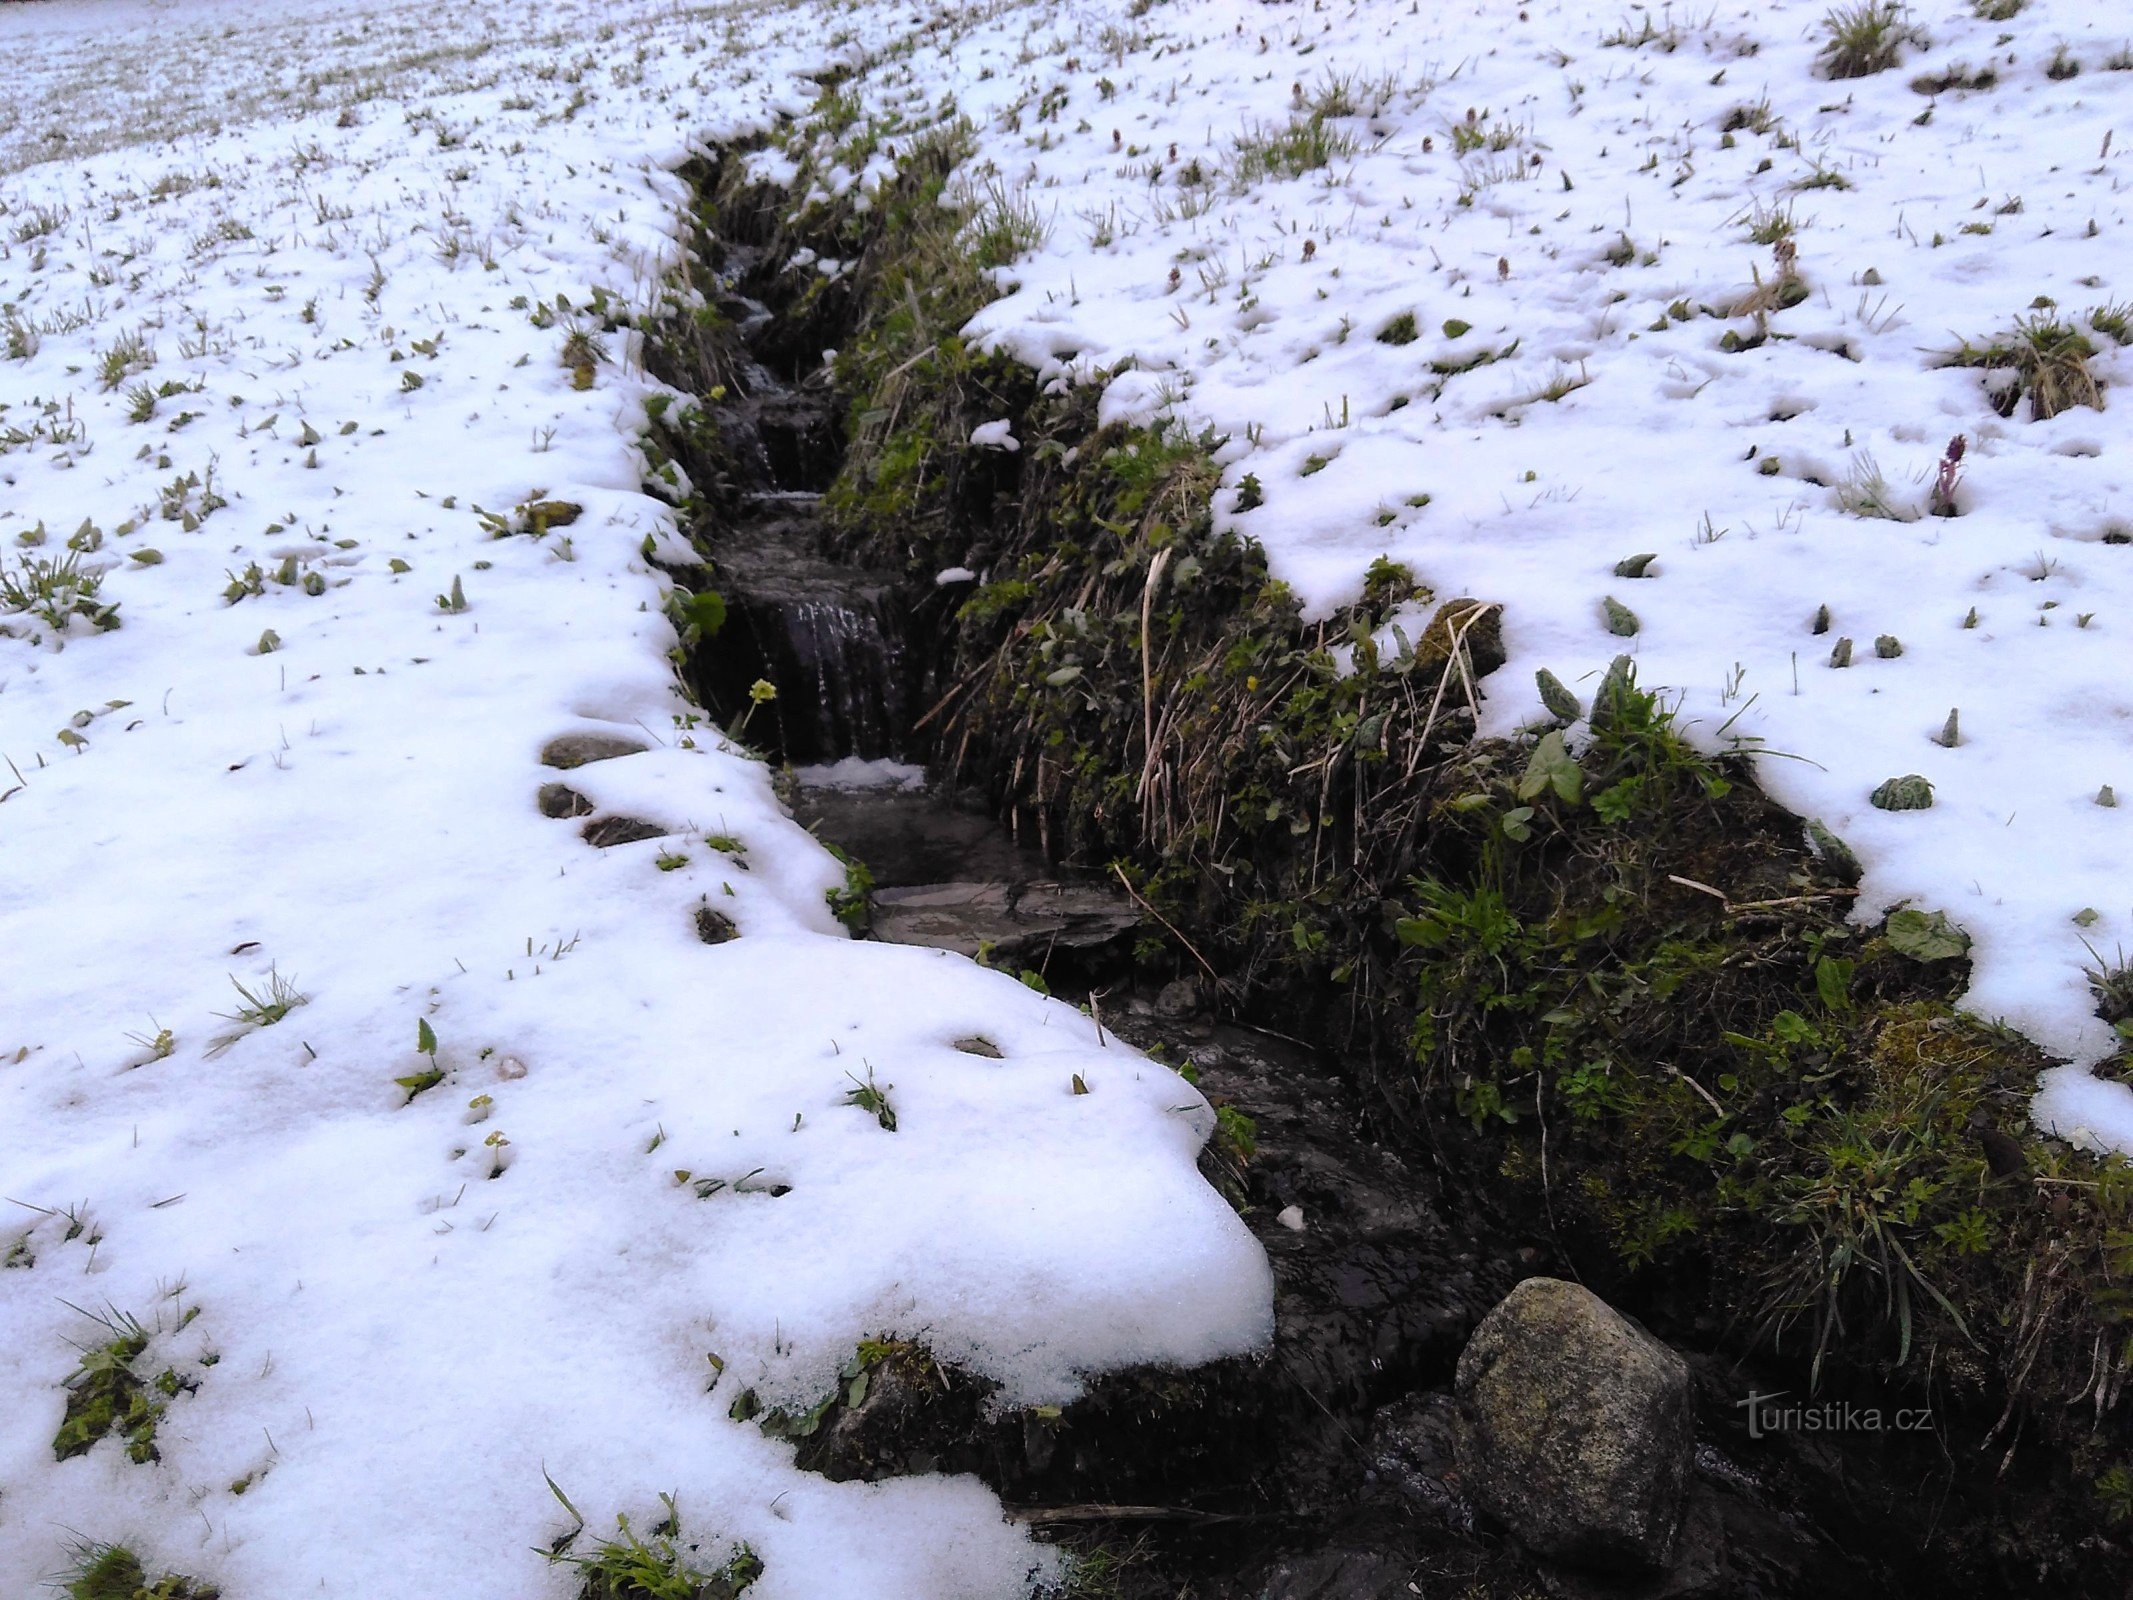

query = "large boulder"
[{"left": 1454, "top": 1276, "right": 1693, "bottom": 1573}]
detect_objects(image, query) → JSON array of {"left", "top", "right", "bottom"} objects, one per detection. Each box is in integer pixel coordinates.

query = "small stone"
[
  {"left": 1455, "top": 1277, "right": 1693, "bottom": 1572},
  {"left": 1812, "top": 602, "right": 1830, "bottom": 634},
  {"left": 1154, "top": 977, "right": 1201, "bottom": 1019},
  {"left": 495, "top": 1055, "right": 528, "bottom": 1081},
  {"left": 1828, "top": 636, "right": 1853, "bottom": 668},
  {"left": 537, "top": 782, "right": 593, "bottom": 818},
  {"left": 2099, "top": 785, "right": 2119, "bottom": 808},
  {"left": 695, "top": 906, "right": 739, "bottom": 944},
  {"left": 1276, "top": 1205, "right": 1306, "bottom": 1232},
  {"left": 540, "top": 731, "right": 648, "bottom": 769},
  {"left": 1874, "top": 633, "right": 1903, "bottom": 658}
]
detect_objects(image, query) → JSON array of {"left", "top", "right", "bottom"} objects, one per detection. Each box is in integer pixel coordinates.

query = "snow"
[
  {"left": 8, "top": 0, "right": 2133, "bottom": 1587},
  {"left": 0, "top": 0, "right": 1269, "bottom": 1594},
  {"left": 903, "top": 0, "right": 2133, "bottom": 1144}
]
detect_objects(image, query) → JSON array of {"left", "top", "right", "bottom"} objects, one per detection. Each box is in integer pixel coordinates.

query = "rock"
[
  {"left": 866, "top": 880, "right": 1138, "bottom": 965},
  {"left": 1369, "top": 1392, "right": 1475, "bottom": 1533},
  {"left": 537, "top": 782, "right": 593, "bottom": 818},
  {"left": 581, "top": 815, "right": 666, "bottom": 848},
  {"left": 1242, "top": 1546, "right": 1419, "bottom": 1600},
  {"left": 1454, "top": 1276, "right": 1693, "bottom": 1573},
  {"left": 540, "top": 731, "right": 647, "bottom": 769},
  {"left": 1154, "top": 976, "right": 1201, "bottom": 1018},
  {"left": 695, "top": 906, "right": 738, "bottom": 944}
]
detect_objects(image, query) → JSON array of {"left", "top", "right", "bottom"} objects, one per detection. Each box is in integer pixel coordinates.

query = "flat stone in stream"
[{"left": 868, "top": 880, "right": 1139, "bottom": 965}]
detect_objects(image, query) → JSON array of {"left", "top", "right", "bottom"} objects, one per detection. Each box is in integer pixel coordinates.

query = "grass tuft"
[
  {"left": 557, "top": 1497, "right": 761, "bottom": 1600},
  {"left": 1818, "top": 2, "right": 1925, "bottom": 78},
  {"left": 1943, "top": 313, "right": 2104, "bottom": 420},
  {"left": 1231, "top": 115, "right": 1357, "bottom": 185}
]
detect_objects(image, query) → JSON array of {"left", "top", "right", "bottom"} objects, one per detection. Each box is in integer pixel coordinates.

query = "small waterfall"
[{"left": 699, "top": 505, "right": 913, "bottom": 764}]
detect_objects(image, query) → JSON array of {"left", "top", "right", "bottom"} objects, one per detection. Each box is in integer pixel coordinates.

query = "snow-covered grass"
[
  {"left": 826, "top": 0, "right": 2133, "bottom": 1144},
  {"left": 0, "top": 0, "right": 1269, "bottom": 1594},
  {"left": 8, "top": 0, "right": 2133, "bottom": 1587}
]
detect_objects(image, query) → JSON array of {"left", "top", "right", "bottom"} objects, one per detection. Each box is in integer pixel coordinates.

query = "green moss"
[
  {"left": 64, "top": 1543, "right": 218, "bottom": 1600},
  {"left": 54, "top": 1315, "right": 191, "bottom": 1464}
]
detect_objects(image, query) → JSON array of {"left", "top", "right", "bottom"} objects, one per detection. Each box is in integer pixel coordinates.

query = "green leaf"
[
  {"left": 1814, "top": 954, "right": 1855, "bottom": 1013},
  {"left": 682, "top": 589, "right": 726, "bottom": 637},
  {"left": 1441, "top": 318, "right": 1472, "bottom": 338},
  {"left": 1534, "top": 667, "right": 1582, "bottom": 722},
  {"left": 394, "top": 1066, "right": 443, "bottom": 1103},
  {"left": 1517, "top": 730, "right": 1583, "bottom": 804},
  {"left": 417, "top": 1017, "right": 437, "bottom": 1056},
  {"left": 1884, "top": 908, "right": 1970, "bottom": 961}
]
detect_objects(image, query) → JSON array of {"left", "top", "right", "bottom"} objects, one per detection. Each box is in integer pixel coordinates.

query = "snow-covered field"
[
  {"left": 910, "top": 0, "right": 2133, "bottom": 1140},
  {"left": 0, "top": 0, "right": 1269, "bottom": 1593},
  {"left": 5, "top": 0, "right": 2133, "bottom": 1590}
]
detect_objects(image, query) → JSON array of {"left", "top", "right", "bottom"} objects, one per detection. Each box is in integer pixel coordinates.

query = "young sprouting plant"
[
  {"left": 551, "top": 1494, "right": 762, "bottom": 1600},
  {"left": 824, "top": 844, "right": 872, "bottom": 931},
  {"left": 0, "top": 549, "right": 121, "bottom": 635},
  {"left": 842, "top": 1066, "right": 897, "bottom": 1131},
  {"left": 396, "top": 1018, "right": 444, "bottom": 1102},
  {"left": 1929, "top": 435, "right": 1966, "bottom": 516},
  {"left": 125, "top": 1021, "right": 176, "bottom": 1064},
  {"left": 436, "top": 574, "right": 468, "bottom": 613},
  {"left": 206, "top": 968, "right": 307, "bottom": 1055}
]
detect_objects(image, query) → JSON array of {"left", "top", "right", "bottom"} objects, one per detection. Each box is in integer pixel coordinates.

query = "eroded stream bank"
[{"left": 627, "top": 123, "right": 2133, "bottom": 1599}]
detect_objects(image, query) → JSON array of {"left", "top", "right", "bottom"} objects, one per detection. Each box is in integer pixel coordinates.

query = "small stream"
[{"left": 666, "top": 232, "right": 1946, "bottom": 1600}]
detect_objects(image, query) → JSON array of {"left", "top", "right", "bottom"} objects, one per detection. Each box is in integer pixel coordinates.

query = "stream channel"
[{"left": 664, "top": 240, "right": 1974, "bottom": 1600}]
